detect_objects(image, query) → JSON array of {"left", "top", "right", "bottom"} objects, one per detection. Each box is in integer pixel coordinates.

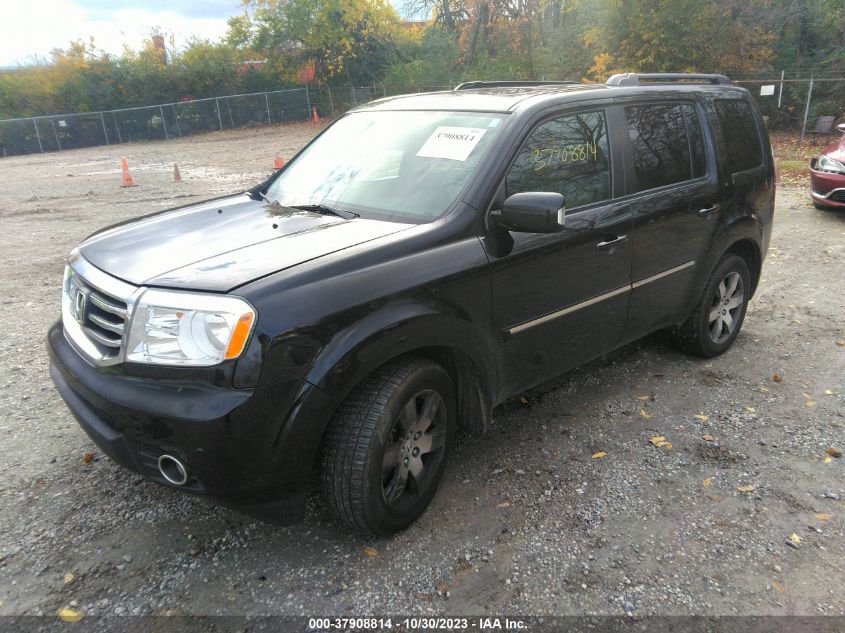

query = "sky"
[{"left": 0, "top": 0, "right": 247, "bottom": 66}]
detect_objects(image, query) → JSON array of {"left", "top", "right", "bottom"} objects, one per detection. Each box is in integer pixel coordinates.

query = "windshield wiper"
[{"left": 289, "top": 203, "right": 359, "bottom": 220}]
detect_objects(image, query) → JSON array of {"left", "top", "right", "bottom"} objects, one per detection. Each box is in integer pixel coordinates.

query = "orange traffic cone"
[
  {"left": 311, "top": 106, "right": 320, "bottom": 124},
  {"left": 120, "top": 158, "right": 136, "bottom": 187},
  {"left": 274, "top": 151, "right": 285, "bottom": 169},
  {"left": 173, "top": 163, "right": 182, "bottom": 182}
]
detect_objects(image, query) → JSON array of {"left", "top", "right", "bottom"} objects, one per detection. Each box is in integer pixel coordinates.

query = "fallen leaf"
[
  {"left": 824, "top": 456, "right": 833, "bottom": 463},
  {"left": 773, "top": 373, "right": 783, "bottom": 383},
  {"left": 63, "top": 573, "right": 74, "bottom": 584},
  {"left": 363, "top": 547, "right": 379, "bottom": 557},
  {"left": 58, "top": 608, "right": 83, "bottom": 623},
  {"left": 649, "top": 436, "right": 666, "bottom": 445},
  {"left": 702, "top": 434, "right": 715, "bottom": 442},
  {"left": 836, "top": 340, "right": 844, "bottom": 347},
  {"left": 737, "top": 485, "right": 756, "bottom": 493},
  {"left": 789, "top": 532, "right": 801, "bottom": 544},
  {"left": 792, "top": 319, "right": 801, "bottom": 324},
  {"left": 82, "top": 452, "right": 94, "bottom": 464},
  {"left": 702, "top": 477, "right": 713, "bottom": 487},
  {"left": 694, "top": 414, "right": 710, "bottom": 421},
  {"left": 744, "top": 406, "right": 756, "bottom": 413},
  {"left": 519, "top": 396, "right": 529, "bottom": 405},
  {"left": 639, "top": 409, "right": 652, "bottom": 419},
  {"left": 759, "top": 387, "right": 770, "bottom": 393},
  {"left": 772, "top": 580, "right": 786, "bottom": 593},
  {"left": 637, "top": 395, "right": 650, "bottom": 401},
  {"left": 657, "top": 441, "right": 672, "bottom": 449},
  {"left": 496, "top": 501, "right": 511, "bottom": 508},
  {"left": 815, "top": 513, "right": 833, "bottom": 521},
  {"left": 825, "top": 389, "right": 833, "bottom": 395},
  {"left": 591, "top": 451, "right": 608, "bottom": 459},
  {"left": 826, "top": 447, "right": 842, "bottom": 458},
  {"left": 806, "top": 400, "right": 816, "bottom": 408}
]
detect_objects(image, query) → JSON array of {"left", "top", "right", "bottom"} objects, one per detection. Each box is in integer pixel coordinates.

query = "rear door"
[
  {"left": 484, "top": 107, "right": 633, "bottom": 397},
  {"left": 621, "top": 100, "right": 721, "bottom": 338}
]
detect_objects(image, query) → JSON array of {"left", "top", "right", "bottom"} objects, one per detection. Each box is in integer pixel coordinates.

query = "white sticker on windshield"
[{"left": 416, "top": 126, "right": 487, "bottom": 161}]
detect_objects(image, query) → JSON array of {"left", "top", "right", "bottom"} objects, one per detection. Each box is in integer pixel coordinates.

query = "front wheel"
[
  {"left": 320, "top": 357, "right": 455, "bottom": 536},
  {"left": 674, "top": 253, "right": 751, "bottom": 357}
]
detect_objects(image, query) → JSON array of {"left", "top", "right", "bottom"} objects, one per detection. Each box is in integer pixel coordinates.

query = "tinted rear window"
[
  {"left": 625, "top": 104, "right": 693, "bottom": 192},
  {"left": 714, "top": 99, "right": 762, "bottom": 173}
]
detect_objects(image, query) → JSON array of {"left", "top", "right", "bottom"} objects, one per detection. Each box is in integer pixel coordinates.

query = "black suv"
[{"left": 48, "top": 73, "right": 775, "bottom": 535}]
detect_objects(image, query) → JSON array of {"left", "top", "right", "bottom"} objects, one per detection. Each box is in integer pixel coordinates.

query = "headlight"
[
  {"left": 817, "top": 155, "right": 845, "bottom": 175},
  {"left": 126, "top": 289, "right": 256, "bottom": 366}
]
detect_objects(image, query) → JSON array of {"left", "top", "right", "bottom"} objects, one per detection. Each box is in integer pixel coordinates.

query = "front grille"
[
  {"left": 70, "top": 273, "right": 129, "bottom": 360},
  {"left": 828, "top": 189, "right": 845, "bottom": 203}
]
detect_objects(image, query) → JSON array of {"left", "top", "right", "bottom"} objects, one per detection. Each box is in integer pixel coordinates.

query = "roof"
[
  {"left": 358, "top": 84, "right": 609, "bottom": 113},
  {"left": 357, "top": 79, "right": 748, "bottom": 114}
]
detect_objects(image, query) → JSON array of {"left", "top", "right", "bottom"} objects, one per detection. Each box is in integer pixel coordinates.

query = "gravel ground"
[{"left": 0, "top": 125, "right": 843, "bottom": 619}]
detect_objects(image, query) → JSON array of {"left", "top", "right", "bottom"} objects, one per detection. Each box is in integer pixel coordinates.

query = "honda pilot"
[{"left": 48, "top": 74, "right": 775, "bottom": 535}]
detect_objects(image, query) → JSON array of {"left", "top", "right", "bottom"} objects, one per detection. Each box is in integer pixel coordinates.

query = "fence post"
[
  {"left": 172, "top": 104, "right": 182, "bottom": 137},
  {"left": 326, "top": 85, "right": 336, "bottom": 118},
  {"left": 100, "top": 112, "right": 109, "bottom": 145},
  {"left": 799, "top": 74, "right": 814, "bottom": 145},
  {"left": 215, "top": 97, "right": 224, "bottom": 130},
  {"left": 777, "top": 70, "right": 784, "bottom": 108},
  {"left": 351, "top": 87, "right": 357, "bottom": 106},
  {"left": 159, "top": 105, "right": 169, "bottom": 139},
  {"left": 33, "top": 119, "right": 43, "bottom": 153},
  {"left": 112, "top": 112, "right": 122, "bottom": 143},
  {"left": 265, "top": 92, "right": 272, "bottom": 124},
  {"left": 226, "top": 97, "right": 234, "bottom": 128},
  {"left": 304, "top": 84, "right": 312, "bottom": 120},
  {"left": 50, "top": 119, "right": 61, "bottom": 151}
]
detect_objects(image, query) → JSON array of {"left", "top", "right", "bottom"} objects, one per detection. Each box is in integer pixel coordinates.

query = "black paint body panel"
[{"left": 48, "top": 83, "right": 775, "bottom": 517}]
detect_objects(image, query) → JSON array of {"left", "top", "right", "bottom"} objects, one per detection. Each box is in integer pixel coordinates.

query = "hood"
[
  {"left": 822, "top": 133, "right": 845, "bottom": 162},
  {"left": 79, "top": 194, "right": 413, "bottom": 292}
]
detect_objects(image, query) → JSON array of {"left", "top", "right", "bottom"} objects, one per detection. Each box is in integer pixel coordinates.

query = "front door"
[{"left": 484, "top": 108, "right": 633, "bottom": 397}]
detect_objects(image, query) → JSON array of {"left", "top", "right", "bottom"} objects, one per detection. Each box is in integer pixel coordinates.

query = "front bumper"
[
  {"left": 48, "top": 320, "right": 324, "bottom": 518},
  {"left": 809, "top": 167, "right": 845, "bottom": 208}
]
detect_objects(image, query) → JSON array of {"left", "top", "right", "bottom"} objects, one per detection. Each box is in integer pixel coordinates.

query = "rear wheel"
[
  {"left": 674, "top": 254, "right": 751, "bottom": 357},
  {"left": 320, "top": 357, "right": 455, "bottom": 535}
]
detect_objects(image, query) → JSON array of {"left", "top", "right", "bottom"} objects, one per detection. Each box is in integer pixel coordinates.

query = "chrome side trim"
[
  {"left": 506, "top": 260, "right": 696, "bottom": 336},
  {"left": 816, "top": 187, "right": 845, "bottom": 200},
  {"left": 632, "top": 260, "right": 695, "bottom": 289},
  {"left": 63, "top": 250, "right": 142, "bottom": 367},
  {"left": 507, "top": 285, "right": 630, "bottom": 335}
]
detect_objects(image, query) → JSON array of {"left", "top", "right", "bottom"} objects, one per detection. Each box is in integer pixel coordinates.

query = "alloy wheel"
[
  {"left": 708, "top": 271, "right": 744, "bottom": 344},
  {"left": 381, "top": 390, "right": 447, "bottom": 508}
]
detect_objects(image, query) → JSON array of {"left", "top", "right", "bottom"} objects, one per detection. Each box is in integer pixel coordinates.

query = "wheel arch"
[{"left": 724, "top": 237, "right": 762, "bottom": 298}]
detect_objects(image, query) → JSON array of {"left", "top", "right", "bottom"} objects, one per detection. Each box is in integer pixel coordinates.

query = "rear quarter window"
[{"left": 714, "top": 99, "right": 763, "bottom": 173}]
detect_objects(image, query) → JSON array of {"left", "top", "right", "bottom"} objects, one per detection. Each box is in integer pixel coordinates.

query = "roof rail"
[
  {"left": 606, "top": 73, "right": 731, "bottom": 87},
  {"left": 453, "top": 80, "right": 577, "bottom": 91}
]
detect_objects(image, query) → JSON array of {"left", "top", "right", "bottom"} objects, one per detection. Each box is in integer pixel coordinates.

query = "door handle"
[
  {"left": 698, "top": 203, "right": 721, "bottom": 217},
  {"left": 595, "top": 235, "right": 628, "bottom": 250}
]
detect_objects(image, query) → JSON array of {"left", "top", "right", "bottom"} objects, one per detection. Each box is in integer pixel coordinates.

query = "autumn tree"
[{"left": 240, "top": 0, "right": 410, "bottom": 84}]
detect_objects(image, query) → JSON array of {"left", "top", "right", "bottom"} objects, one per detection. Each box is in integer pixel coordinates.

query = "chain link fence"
[
  {"left": 2, "top": 77, "right": 842, "bottom": 157},
  {"left": 0, "top": 88, "right": 311, "bottom": 157},
  {"left": 733, "top": 73, "right": 845, "bottom": 142}
]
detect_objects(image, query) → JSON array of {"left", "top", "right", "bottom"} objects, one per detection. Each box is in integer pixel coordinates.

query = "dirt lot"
[{"left": 0, "top": 125, "right": 843, "bottom": 619}]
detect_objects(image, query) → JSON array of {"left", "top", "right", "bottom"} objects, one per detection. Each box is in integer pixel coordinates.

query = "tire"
[
  {"left": 674, "top": 253, "right": 751, "bottom": 358},
  {"left": 320, "top": 356, "right": 456, "bottom": 536}
]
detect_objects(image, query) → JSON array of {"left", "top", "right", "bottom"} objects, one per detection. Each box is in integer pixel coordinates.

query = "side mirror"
[
  {"left": 837, "top": 123, "right": 845, "bottom": 134},
  {"left": 493, "top": 192, "right": 565, "bottom": 233}
]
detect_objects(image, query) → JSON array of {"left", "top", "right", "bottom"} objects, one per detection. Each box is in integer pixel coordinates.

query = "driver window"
[{"left": 506, "top": 110, "right": 612, "bottom": 209}]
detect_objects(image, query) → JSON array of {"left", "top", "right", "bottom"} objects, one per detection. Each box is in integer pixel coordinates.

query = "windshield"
[{"left": 265, "top": 110, "right": 506, "bottom": 223}]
